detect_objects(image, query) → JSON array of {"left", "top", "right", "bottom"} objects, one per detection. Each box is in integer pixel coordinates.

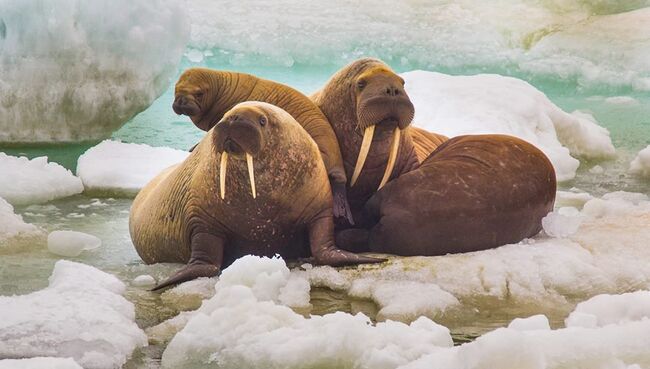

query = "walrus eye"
[
  {"left": 357, "top": 80, "right": 366, "bottom": 90},
  {"left": 195, "top": 91, "right": 204, "bottom": 99},
  {"left": 259, "top": 116, "right": 267, "bottom": 126}
]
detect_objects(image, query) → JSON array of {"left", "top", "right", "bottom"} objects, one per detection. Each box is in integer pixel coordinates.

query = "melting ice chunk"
[{"left": 47, "top": 230, "right": 101, "bottom": 257}]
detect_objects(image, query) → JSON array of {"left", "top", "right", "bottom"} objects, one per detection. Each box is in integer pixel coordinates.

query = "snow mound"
[
  {"left": 0, "top": 154, "right": 83, "bottom": 205},
  {"left": 0, "top": 0, "right": 189, "bottom": 143},
  {"left": 0, "top": 260, "right": 147, "bottom": 369},
  {"left": 0, "top": 197, "right": 41, "bottom": 245},
  {"left": 76, "top": 140, "right": 189, "bottom": 196},
  {"left": 566, "top": 291, "right": 650, "bottom": 328},
  {"left": 47, "top": 230, "right": 102, "bottom": 257},
  {"left": 0, "top": 358, "right": 82, "bottom": 369},
  {"left": 186, "top": 1, "right": 650, "bottom": 91},
  {"left": 629, "top": 146, "right": 650, "bottom": 178},
  {"left": 161, "top": 255, "right": 453, "bottom": 369},
  {"left": 403, "top": 71, "right": 615, "bottom": 181}
]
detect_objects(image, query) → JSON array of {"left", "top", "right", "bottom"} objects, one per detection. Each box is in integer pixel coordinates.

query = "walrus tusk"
[
  {"left": 246, "top": 153, "right": 256, "bottom": 199},
  {"left": 378, "top": 128, "right": 401, "bottom": 190},
  {"left": 219, "top": 152, "right": 228, "bottom": 199},
  {"left": 350, "top": 125, "right": 375, "bottom": 186}
]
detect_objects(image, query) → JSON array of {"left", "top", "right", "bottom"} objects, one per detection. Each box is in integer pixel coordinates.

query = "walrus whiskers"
[
  {"left": 246, "top": 153, "right": 257, "bottom": 199},
  {"left": 219, "top": 152, "right": 228, "bottom": 199},
  {"left": 350, "top": 125, "right": 375, "bottom": 186},
  {"left": 378, "top": 127, "right": 401, "bottom": 190}
]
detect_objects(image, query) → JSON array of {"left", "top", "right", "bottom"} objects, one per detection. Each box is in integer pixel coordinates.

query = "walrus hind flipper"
[
  {"left": 309, "top": 212, "right": 385, "bottom": 267},
  {"left": 151, "top": 233, "right": 224, "bottom": 291}
]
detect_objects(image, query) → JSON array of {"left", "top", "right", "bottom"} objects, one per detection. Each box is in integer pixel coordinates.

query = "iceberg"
[
  {"left": 0, "top": 0, "right": 189, "bottom": 143},
  {"left": 0, "top": 260, "right": 147, "bottom": 369},
  {"left": 76, "top": 140, "right": 189, "bottom": 196},
  {"left": 402, "top": 71, "right": 616, "bottom": 181},
  {"left": 0, "top": 153, "right": 83, "bottom": 205}
]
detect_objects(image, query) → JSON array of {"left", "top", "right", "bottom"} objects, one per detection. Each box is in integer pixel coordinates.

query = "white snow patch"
[
  {"left": 542, "top": 207, "right": 584, "bottom": 238},
  {"left": 161, "top": 255, "right": 453, "bottom": 369},
  {"left": 507, "top": 314, "right": 551, "bottom": 331},
  {"left": 0, "top": 154, "right": 83, "bottom": 205},
  {"left": 0, "top": 260, "right": 147, "bottom": 369},
  {"left": 0, "top": 0, "right": 189, "bottom": 143},
  {"left": 403, "top": 71, "right": 615, "bottom": 181},
  {"left": 0, "top": 197, "right": 41, "bottom": 245},
  {"left": 0, "top": 357, "right": 82, "bottom": 369},
  {"left": 629, "top": 146, "right": 650, "bottom": 178},
  {"left": 76, "top": 140, "right": 189, "bottom": 196},
  {"left": 566, "top": 291, "right": 650, "bottom": 328},
  {"left": 47, "top": 230, "right": 101, "bottom": 257}
]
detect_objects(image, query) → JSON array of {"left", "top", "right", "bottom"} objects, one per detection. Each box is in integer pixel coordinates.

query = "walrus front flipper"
[
  {"left": 332, "top": 182, "right": 354, "bottom": 226},
  {"left": 309, "top": 212, "right": 385, "bottom": 266},
  {"left": 152, "top": 233, "right": 224, "bottom": 291}
]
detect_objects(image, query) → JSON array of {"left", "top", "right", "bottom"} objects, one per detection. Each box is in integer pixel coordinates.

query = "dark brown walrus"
[
  {"left": 130, "top": 102, "right": 382, "bottom": 290},
  {"left": 310, "top": 58, "right": 448, "bottom": 225},
  {"left": 172, "top": 68, "right": 354, "bottom": 224},
  {"left": 360, "top": 134, "right": 557, "bottom": 255}
]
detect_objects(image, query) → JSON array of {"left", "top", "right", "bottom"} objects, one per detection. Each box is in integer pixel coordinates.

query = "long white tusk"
[
  {"left": 350, "top": 125, "right": 375, "bottom": 186},
  {"left": 246, "top": 153, "right": 256, "bottom": 199},
  {"left": 219, "top": 152, "right": 228, "bottom": 200},
  {"left": 378, "top": 128, "right": 401, "bottom": 190}
]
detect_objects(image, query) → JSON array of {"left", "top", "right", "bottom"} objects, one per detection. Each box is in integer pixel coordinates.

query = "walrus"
[
  {"left": 172, "top": 68, "right": 353, "bottom": 224},
  {"left": 358, "top": 134, "right": 557, "bottom": 255},
  {"left": 130, "top": 102, "right": 383, "bottom": 290},
  {"left": 310, "top": 58, "right": 448, "bottom": 224}
]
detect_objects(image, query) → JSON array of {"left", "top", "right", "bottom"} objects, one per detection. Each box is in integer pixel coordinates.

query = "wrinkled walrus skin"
[
  {"left": 362, "top": 134, "right": 557, "bottom": 256},
  {"left": 172, "top": 68, "right": 354, "bottom": 224},
  {"left": 310, "top": 58, "right": 448, "bottom": 226},
  {"left": 130, "top": 102, "right": 382, "bottom": 290}
]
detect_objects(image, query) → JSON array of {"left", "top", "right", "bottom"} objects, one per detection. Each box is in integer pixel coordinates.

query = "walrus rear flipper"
[
  {"left": 152, "top": 233, "right": 224, "bottom": 291},
  {"left": 309, "top": 212, "right": 385, "bottom": 266}
]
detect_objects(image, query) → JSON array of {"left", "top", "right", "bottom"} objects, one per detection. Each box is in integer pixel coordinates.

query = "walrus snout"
[
  {"left": 213, "top": 115, "right": 264, "bottom": 157},
  {"left": 172, "top": 95, "right": 201, "bottom": 116}
]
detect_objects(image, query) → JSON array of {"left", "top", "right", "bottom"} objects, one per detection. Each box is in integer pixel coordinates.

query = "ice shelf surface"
[
  {"left": 76, "top": 140, "right": 189, "bottom": 196},
  {"left": 0, "top": 0, "right": 189, "bottom": 143},
  {"left": 403, "top": 71, "right": 615, "bottom": 181},
  {"left": 0, "top": 153, "right": 83, "bottom": 205},
  {"left": 0, "top": 260, "right": 147, "bottom": 369}
]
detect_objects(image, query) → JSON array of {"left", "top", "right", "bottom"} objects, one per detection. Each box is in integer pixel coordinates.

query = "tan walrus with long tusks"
[
  {"left": 310, "top": 58, "right": 448, "bottom": 225},
  {"left": 130, "top": 102, "right": 383, "bottom": 291},
  {"left": 173, "top": 68, "right": 354, "bottom": 224}
]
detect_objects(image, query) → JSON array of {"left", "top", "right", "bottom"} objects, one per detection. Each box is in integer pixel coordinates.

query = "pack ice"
[
  {"left": 0, "top": 154, "right": 83, "bottom": 205},
  {"left": 160, "top": 255, "right": 650, "bottom": 369},
  {"left": 0, "top": 0, "right": 189, "bottom": 143},
  {"left": 76, "top": 140, "right": 189, "bottom": 196},
  {"left": 0, "top": 260, "right": 147, "bottom": 369},
  {"left": 403, "top": 71, "right": 615, "bottom": 181}
]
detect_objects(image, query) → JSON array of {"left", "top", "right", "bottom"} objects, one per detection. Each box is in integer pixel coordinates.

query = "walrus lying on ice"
[
  {"left": 353, "top": 134, "right": 557, "bottom": 255},
  {"left": 130, "top": 102, "right": 382, "bottom": 290},
  {"left": 172, "top": 68, "right": 354, "bottom": 224}
]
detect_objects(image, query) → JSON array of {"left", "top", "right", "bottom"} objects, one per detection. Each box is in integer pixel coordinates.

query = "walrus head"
[
  {"left": 173, "top": 68, "right": 216, "bottom": 130},
  {"left": 212, "top": 103, "right": 269, "bottom": 199}
]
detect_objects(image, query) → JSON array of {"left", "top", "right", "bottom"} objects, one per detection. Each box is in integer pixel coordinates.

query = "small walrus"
[
  {"left": 361, "top": 134, "right": 557, "bottom": 255},
  {"left": 173, "top": 67, "right": 354, "bottom": 224},
  {"left": 130, "top": 102, "right": 382, "bottom": 290},
  {"left": 310, "top": 58, "right": 448, "bottom": 224}
]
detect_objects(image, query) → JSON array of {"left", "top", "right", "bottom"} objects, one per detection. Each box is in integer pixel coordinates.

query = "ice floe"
[
  {"left": 0, "top": 0, "right": 189, "bottom": 143},
  {"left": 0, "top": 154, "right": 83, "bottom": 205},
  {"left": 160, "top": 254, "right": 650, "bottom": 369},
  {"left": 0, "top": 197, "right": 42, "bottom": 246},
  {"left": 47, "top": 230, "right": 102, "bottom": 257},
  {"left": 402, "top": 71, "right": 615, "bottom": 181},
  {"left": 76, "top": 140, "right": 189, "bottom": 196},
  {"left": 0, "top": 260, "right": 147, "bottom": 369},
  {"left": 629, "top": 146, "right": 650, "bottom": 178}
]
